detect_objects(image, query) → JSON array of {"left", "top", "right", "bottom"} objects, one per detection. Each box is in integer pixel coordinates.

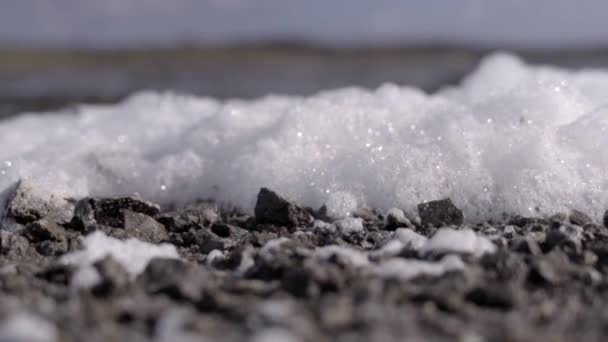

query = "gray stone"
[
  {"left": 156, "top": 201, "right": 219, "bottom": 232},
  {"left": 123, "top": 210, "right": 168, "bottom": 243},
  {"left": 417, "top": 198, "right": 464, "bottom": 227},
  {"left": 254, "top": 188, "right": 313, "bottom": 228},
  {"left": 569, "top": 209, "right": 592, "bottom": 226},
  {"left": 5, "top": 180, "right": 68, "bottom": 224},
  {"left": 604, "top": 210, "right": 608, "bottom": 228}
]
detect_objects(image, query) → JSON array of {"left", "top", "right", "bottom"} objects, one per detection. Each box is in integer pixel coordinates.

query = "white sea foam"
[
  {"left": 61, "top": 231, "right": 179, "bottom": 288},
  {"left": 1, "top": 53, "right": 607, "bottom": 221}
]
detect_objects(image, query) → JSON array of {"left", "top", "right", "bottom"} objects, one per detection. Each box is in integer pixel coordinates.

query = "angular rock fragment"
[
  {"left": 5, "top": 180, "right": 69, "bottom": 224},
  {"left": 92, "top": 197, "right": 160, "bottom": 227},
  {"left": 417, "top": 198, "right": 464, "bottom": 227},
  {"left": 69, "top": 199, "right": 96, "bottom": 231},
  {"left": 122, "top": 210, "right": 168, "bottom": 243},
  {"left": 156, "top": 201, "right": 219, "bottom": 232},
  {"left": 23, "top": 219, "right": 66, "bottom": 243},
  {"left": 70, "top": 196, "right": 160, "bottom": 230},
  {"left": 254, "top": 188, "right": 313, "bottom": 228},
  {"left": 569, "top": 209, "right": 592, "bottom": 226}
]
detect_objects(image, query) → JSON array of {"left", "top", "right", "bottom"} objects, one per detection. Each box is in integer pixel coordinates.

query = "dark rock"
[
  {"left": 417, "top": 198, "right": 464, "bottom": 227},
  {"left": 92, "top": 256, "right": 130, "bottom": 297},
  {"left": 465, "top": 284, "right": 515, "bottom": 310},
  {"left": 122, "top": 210, "right": 168, "bottom": 243},
  {"left": 544, "top": 225, "right": 582, "bottom": 253},
  {"left": 254, "top": 188, "right": 313, "bottom": 228},
  {"left": 69, "top": 198, "right": 96, "bottom": 230},
  {"left": 569, "top": 209, "right": 592, "bottom": 226},
  {"left": 6, "top": 180, "right": 68, "bottom": 224},
  {"left": 384, "top": 208, "right": 413, "bottom": 231},
  {"left": 93, "top": 197, "right": 160, "bottom": 227},
  {"left": 23, "top": 219, "right": 66, "bottom": 243},
  {"left": 70, "top": 196, "right": 160, "bottom": 230},
  {"left": 604, "top": 210, "right": 608, "bottom": 227},
  {"left": 138, "top": 258, "right": 204, "bottom": 302},
  {"left": 156, "top": 201, "right": 219, "bottom": 232},
  {"left": 211, "top": 223, "right": 232, "bottom": 238}
]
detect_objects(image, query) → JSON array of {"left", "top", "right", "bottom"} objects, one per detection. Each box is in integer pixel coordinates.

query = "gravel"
[{"left": 1, "top": 184, "right": 608, "bottom": 341}]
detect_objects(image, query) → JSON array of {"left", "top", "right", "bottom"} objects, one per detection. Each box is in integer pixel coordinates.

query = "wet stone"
[
  {"left": 417, "top": 198, "right": 464, "bottom": 228},
  {"left": 157, "top": 201, "right": 220, "bottom": 232},
  {"left": 254, "top": 188, "right": 313, "bottom": 228}
]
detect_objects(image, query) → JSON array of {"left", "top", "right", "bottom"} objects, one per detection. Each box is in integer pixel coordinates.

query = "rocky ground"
[{"left": 1, "top": 180, "right": 608, "bottom": 341}]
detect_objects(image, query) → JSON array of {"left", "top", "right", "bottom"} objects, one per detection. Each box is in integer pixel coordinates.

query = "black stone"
[
  {"left": 254, "top": 188, "right": 313, "bottom": 228},
  {"left": 211, "top": 223, "right": 232, "bottom": 238},
  {"left": 6, "top": 180, "right": 67, "bottom": 224},
  {"left": 417, "top": 198, "right": 464, "bottom": 227}
]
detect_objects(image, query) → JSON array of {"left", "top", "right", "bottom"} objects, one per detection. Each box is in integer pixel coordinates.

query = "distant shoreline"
[{"left": 3, "top": 45, "right": 608, "bottom": 119}]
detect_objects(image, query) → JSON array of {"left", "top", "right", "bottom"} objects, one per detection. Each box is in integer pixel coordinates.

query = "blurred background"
[{"left": 2, "top": 0, "right": 608, "bottom": 118}]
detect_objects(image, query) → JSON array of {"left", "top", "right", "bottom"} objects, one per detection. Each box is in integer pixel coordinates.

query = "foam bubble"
[{"left": 1, "top": 53, "right": 607, "bottom": 221}]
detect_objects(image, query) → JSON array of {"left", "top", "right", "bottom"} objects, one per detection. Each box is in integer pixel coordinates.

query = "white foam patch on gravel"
[
  {"left": 0, "top": 312, "right": 58, "bottom": 342},
  {"left": 1, "top": 53, "right": 607, "bottom": 221},
  {"left": 422, "top": 228, "right": 496, "bottom": 257},
  {"left": 61, "top": 231, "right": 179, "bottom": 288},
  {"left": 376, "top": 255, "right": 465, "bottom": 280}
]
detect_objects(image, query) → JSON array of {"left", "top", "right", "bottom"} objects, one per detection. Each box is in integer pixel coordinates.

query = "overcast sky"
[{"left": 1, "top": 0, "right": 607, "bottom": 48}]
